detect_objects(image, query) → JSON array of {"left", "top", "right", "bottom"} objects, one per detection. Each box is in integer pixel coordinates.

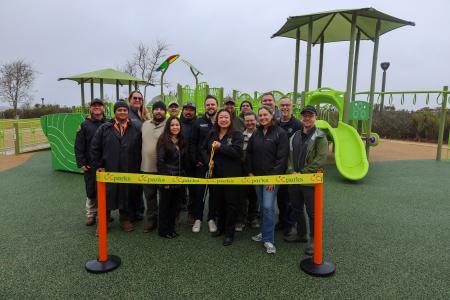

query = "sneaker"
[
  {"left": 264, "top": 242, "right": 276, "bottom": 254},
  {"left": 208, "top": 219, "right": 217, "bottom": 233},
  {"left": 250, "top": 219, "right": 260, "bottom": 229},
  {"left": 251, "top": 233, "right": 262, "bottom": 242},
  {"left": 235, "top": 223, "right": 245, "bottom": 232},
  {"left": 192, "top": 220, "right": 201, "bottom": 233}
]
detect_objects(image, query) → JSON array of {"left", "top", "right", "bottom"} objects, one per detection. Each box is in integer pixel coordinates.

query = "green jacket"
[{"left": 287, "top": 127, "right": 328, "bottom": 174}]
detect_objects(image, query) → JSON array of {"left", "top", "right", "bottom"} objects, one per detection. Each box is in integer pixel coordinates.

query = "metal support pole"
[
  {"left": 304, "top": 17, "right": 313, "bottom": 93},
  {"left": 293, "top": 28, "right": 301, "bottom": 107},
  {"left": 344, "top": 13, "right": 357, "bottom": 123},
  {"left": 80, "top": 79, "right": 86, "bottom": 109},
  {"left": 380, "top": 70, "right": 387, "bottom": 114},
  {"left": 365, "top": 20, "right": 381, "bottom": 157},
  {"left": 436, "top": 86, "right": 448, "bottom": 161},
  {"left": 317, "top": 35, "right": 324, "bottom": 89},
  {"left": 161, "top": 70, "right": 166, "bottom": 101},
  {"left": 116, "top": 80, "right": 120, "bottom": 101},
  {"left": 351, "top": 30, "right": 361, "bottom": 102},
  {"left": 128, "top": 80, "right": 132, "bottom": 95},
  {"left": 90, "top": 79, "right": 94, "bottom": 102},
  {"left": 100, "top": 79, "right": 104, "bottom": 101}
]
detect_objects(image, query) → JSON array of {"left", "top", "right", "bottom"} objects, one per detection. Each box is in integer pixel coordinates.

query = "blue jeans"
[{"left": 255, "top": 185, "right": 280, "bottom": 244}]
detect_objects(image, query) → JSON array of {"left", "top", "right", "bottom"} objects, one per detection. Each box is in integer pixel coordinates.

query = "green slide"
[
  {"left": 315, "top": 120, "right": 369, "bottom": 181},
  {"left": 305, "top": 88, "right": 369, "bottom": 181}
]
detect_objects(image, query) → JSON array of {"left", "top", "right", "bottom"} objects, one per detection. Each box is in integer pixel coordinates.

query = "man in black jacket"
[
  {"left": 180, "top": 102, "right": 197, "bottom": 224},
  {"left": 90, "top": 100, "right": 142, "bottom": 232},
  {"left": 277, "top": 97, "right": 303, "bottom": 236},
  {"left": 189, "top": 95, "right": 218, "bottom": 233},
  {"left": 75, "top": 98, "right": 106, "bottom": 226}
]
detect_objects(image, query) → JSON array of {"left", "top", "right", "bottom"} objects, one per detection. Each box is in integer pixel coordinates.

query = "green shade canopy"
[
  {"left": 271, "top": 7, "right": 415, "bottom": 44},
  {"left": 58, "top": 68, "right": 147, "bottom": 85}
]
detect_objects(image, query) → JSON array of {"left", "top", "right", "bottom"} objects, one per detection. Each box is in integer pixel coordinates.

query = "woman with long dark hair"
[
  {"left": 201, "top": 109, "right": 243, "bottom": 246},
  {"left": 156, "top": 116, "right": 186, "bottom": 238}
]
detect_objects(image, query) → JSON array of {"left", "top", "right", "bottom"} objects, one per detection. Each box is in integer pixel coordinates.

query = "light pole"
[
  {"left": 379, "top": 62, "right": 390, "bottom": 114},
  {"left": 41, "top": 98, "right": 44, "bottom": 106}
]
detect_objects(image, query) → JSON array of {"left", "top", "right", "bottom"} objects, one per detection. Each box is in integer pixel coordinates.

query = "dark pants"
[
  {"left": 289, "top": 185, "right": 314, "bottom": 238},
  {"left": 277, "top": 185, "right": 296, "bottom": 227},
  {"left": 143, "top": 181, "right": 158, "bottom": 223},
  {"left": 158, "top": 187, "right": 183, "bottom": 235},
  {"left": 237, "top": 185, "right": 259, "bottom": 223},
  {"left": 211, "top": 185, "right": 240, "bottom": 238},
  {"left": 192, "top": 165, "right": 215, "bottom": 221}
]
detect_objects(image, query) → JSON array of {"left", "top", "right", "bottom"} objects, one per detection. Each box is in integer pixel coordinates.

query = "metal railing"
[{"left": 0, "top": 118, "right": 49, "bottom": 154}]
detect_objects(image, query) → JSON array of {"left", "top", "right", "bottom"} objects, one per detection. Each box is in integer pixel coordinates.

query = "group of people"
[{"left": 75, "top": 90, "right": 327, "bottom": 255}]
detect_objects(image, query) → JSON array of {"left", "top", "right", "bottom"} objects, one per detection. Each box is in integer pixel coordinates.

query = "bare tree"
[
  {"left": 0, "top": 59, "right": 36, "bottom": 117},
  {"left": 123, "top": 40, "right": 170, "bottom": 99}
]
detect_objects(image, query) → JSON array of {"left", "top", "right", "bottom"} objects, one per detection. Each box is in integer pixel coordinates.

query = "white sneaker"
[
  {"left": 264, "top": 242, "right": 276, "bottom": 254},
  {"left": 251, "top": 233, "right": 262, "bottom": 242},
  {"left": 192, "top": 220, "right": 201, "bottom": 233},
  {"left": 208, "top": 219, "right": 217, "bottom": 233}
]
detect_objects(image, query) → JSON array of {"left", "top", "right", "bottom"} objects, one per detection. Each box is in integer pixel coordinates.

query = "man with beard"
[
  {"left": 141, "top": 101, "right": 167, "bottom": 232},
  {"left": 189, "top": 95, "right": 218, "bottom": 233},
  {"left": 180, "top": 102, "right": 197, "bottom": 224}
]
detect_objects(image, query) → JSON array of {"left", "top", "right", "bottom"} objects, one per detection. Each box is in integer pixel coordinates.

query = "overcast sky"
[{"left": 1, "top": 0, "right": 449, "bottom": 108}]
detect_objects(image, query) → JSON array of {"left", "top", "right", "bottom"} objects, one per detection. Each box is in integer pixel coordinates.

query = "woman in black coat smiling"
[
  {"left": 201, "top": 109, "right": 243, "bottom": 246},
  {"left": 156, "top": 116, "right": 186, "bottom": 239}
]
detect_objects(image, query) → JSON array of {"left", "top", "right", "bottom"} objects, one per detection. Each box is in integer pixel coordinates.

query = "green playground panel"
[
  {"left": 349, "top": 101, "right": 370, "bottom": 121},
  {"left": 40, "top": 113, "right": 85, "bottom": 173}
]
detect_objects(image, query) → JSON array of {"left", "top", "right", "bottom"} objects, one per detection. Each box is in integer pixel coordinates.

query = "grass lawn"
[{"left": 0, "top": 151, "right": 449, "bottom": 299}]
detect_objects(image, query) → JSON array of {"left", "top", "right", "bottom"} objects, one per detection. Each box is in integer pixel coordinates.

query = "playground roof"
[
  {"left": 271, "top": 7, "right": 415, "bottom": 44},
  {"left": 58, "top": 68, "right": 147, "bottom": 85}
]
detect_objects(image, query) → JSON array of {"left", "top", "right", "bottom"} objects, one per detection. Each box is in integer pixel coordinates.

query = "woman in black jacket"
[
  {"left": 201, "top": 109, "right": 244, "bottom": 246},
  {"left": 245, "top": 105, "right": 289, "bottom": 254},
  {"left": 156, "top": 116, "right": 186, "bottom": 239}
]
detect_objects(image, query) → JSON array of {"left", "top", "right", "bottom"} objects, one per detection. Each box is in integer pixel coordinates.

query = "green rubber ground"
[{"left": 0, "top": 152, "right": 449, "bottom": 298}]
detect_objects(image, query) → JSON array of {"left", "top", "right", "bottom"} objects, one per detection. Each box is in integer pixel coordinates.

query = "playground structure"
[{"left": 31, "top": 7, "right": 448, "bottom": 180}]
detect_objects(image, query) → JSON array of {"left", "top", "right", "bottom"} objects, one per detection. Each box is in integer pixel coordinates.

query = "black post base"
[
  {"left": 86, "top": 255, "right": 121, "bottom": 274},
  {"left": 300, "top": 258, "right": 335, "bottom": 277}
]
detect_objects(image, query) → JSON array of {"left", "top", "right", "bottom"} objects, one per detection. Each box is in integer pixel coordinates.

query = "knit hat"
[
  {"left": 152, "top": 101, "right": 167, "bottom": 111},
  {"left": 113, "top": 100, "right": 129, "bottom": 112}
]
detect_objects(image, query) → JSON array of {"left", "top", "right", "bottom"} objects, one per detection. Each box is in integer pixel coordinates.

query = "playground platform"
[{"left": 0, "top": 151, "right": 448, "bottom": 298}]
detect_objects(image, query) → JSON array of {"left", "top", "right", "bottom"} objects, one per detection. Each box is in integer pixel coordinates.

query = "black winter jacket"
[
  {"left": 90, "top": 119, "right": 142, "bottom": 210},
  {"left": 189, "top": 114, "right": 214, "bottom": 165},
  {"left": 279, "top": 116, "right": 303, "bottom": 139},
  {"left": 74, "top": 116, "right": 107, "bottom": 168},
  {"left": 245, "top": 124, "right": 289, "bottom": 176},
  {"left": 201, "top": 130, "right": 243, "bottom": 178}
]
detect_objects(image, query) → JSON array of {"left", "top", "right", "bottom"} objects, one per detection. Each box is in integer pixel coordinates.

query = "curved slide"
[{"left": 316, "top": 120, "right": 369, "bottom": 181}]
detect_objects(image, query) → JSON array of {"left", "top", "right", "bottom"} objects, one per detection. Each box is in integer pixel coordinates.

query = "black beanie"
[
  {"left": 114, "top": 100, "right": 129, "bottom": 113},
  {"left": 152, "top": 101, "right": 167, "bottom": 112}
]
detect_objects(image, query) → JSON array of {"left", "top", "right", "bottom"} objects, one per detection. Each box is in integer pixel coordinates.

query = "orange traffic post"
[
  {"left": 299, "top": 181, "right": 335, "bottom": 277},
  {"left": 85, "top": 171, "right": 121, "bottom": 273}
]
